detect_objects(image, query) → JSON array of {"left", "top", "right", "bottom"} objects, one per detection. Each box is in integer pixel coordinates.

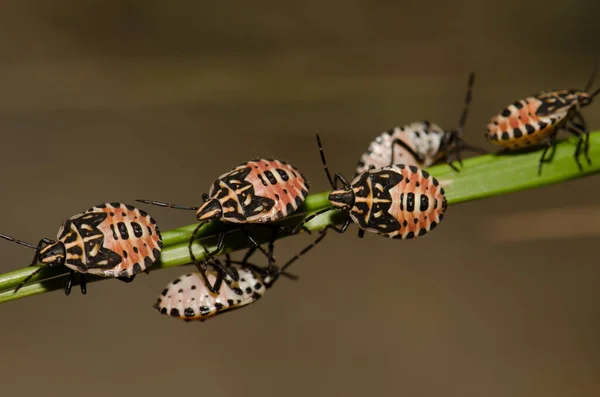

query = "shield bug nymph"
[
  {"left": 0, "top": 202, "right": 163, "bottom": 295},
  {"left": 356, "top": 72, "right": 486, "bottom": 175},
  {"left": 136, "top": 158, "right": 310, "bottom": 293},
  {"left": 293, "top": 133, "right": 447, "bottom": 240},
  {"left": 486, "top": 66, "right": 599, "bottom": 175}
]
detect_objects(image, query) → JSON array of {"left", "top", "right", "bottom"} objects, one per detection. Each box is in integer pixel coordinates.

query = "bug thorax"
[
  {"left": 195, "top": 199, "right": 223, "bottom": 221},
  {"left": 38, "top": 241, "right": 66, "bottom": 267},
  {"left": 328, "top": 188, "right": 355, "bottom": 210}
]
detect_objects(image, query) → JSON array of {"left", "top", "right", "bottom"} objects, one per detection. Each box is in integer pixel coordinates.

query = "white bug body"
[
  {"left": 155, "top": 265, "right": 272, "bottom": 321},
  {"left": 356, "top": 121, "right": 446, "bottom": 175}
]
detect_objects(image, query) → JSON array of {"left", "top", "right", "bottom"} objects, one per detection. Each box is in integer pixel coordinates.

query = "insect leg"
[
  {"left": 80, "top": 274, "right": 87, "bottom": 295},
  {"left": 571, "top": 112, "right": 592, "bottom": 166},
  {"left": 239, "top": 226, "right": 275, "bottom": 265},
  {"left": 391, "top": 138, "right": 425, "bottom": 168},
  {"left": 333, "top": 173, "right": 351, "bottom": 189},
  {"left": 537, "top": 132, "right": 558, "bottom": 175},
  {"left": 64, "top": 271, "right": 74, "bottom": 296},
  {"left": 357, "top": 228, "right": 365, "bottom": 238}
]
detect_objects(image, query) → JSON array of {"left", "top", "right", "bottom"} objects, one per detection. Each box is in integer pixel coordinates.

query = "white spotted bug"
[
  {"left": 486, "top": 67, "right": 599, "bottom": 175},
  {"left": 136, "top": 158, "right": 310, "bottom": 293},
  {"left": 356, "top": 72, "right": 485, "bottom": 175},
  {"left": 155, "top": 230, "right": 327, "bottom": 322},
  {"left": 293, "top": 133, "right": 447, "bottom": 240},
  {"left": 0, "top": 202, "right": 163, "bottom": 295}
]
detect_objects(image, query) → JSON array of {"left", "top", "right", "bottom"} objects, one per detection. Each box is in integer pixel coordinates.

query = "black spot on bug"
[
  {"left": 413, "top": 218, "right": 418, "bottom": 224},
  {"left": 152, "top": 248, "right": 161, "bottom": 259},
  {"left": 513, "top": 128, "right": 523, "bottom": 138},
  {"left": 408, "top": 165, "right": 418, "bottom": 174},
  {"left": 434, "top": 199, "right": 438, "bottom": 209},
  {"left": 406, "top": 193, "right": 415, "bottom": 212},
  {"left": 178, "top": 288, "right": 183, "bottom": 293},
  {"left": 245, "top": 287, "right": 252, "bottom": 294},
  {"left": 538, "top": 121, "right": 548, "bottom": 130},
  {"left": 257, "top": 174, "right": 268, "bottom": 186},
  {"left": 122, "top": 250, "right": 128, "bottom": 259},
  {"left": 418, "top": 228, "right": 427, "bottom": 236},
  {"left": 525, "top": 124, "right": 535, "bottom": 134},
  {"left": 173, "top": 278, "right": 181, "bottom": 285},
  {"left": 295, "top": 196, "right": 303, "bottom": 207},
  {"left": 157, "top": 240, "right": 163, "bottom": 249},
  {"left": 170, "top": 308, "right": 180, "bottom": 317},
  {"left": 430, "top": 221, "right": 438, "bottom": 229},
  {"left": 125, "top": 204, "right": 135, "bottom": 211},
  {"left": 160, "top": 307, "right": 167, "bottom": 314},
  {"left": 406, "top": 231, "right": 415, "bottom": 239},
  {"left": 415, "top": 182, "right": 420, "bottom": 187},
  {"left": 514, "top": 101, "right": 523, "bottom": 109},
  {"left": 109, "top": 224, "right": 118, "bottom": 240},
  {"left": 131, "top": 222, "right": 143, "bottom": 238},
  {"left": 420, "top": 195, "right": 429, "bottom": 211},
  {"left": 227, "top": 299, "right": 235, "bottom": 305},
  {"left": 399, "top": 193, "right": 404, "bottom": 211},
  {"left": 301, "top": 188, "right": 309, "bottom": 198},
  {"left": 133, "top": 246, "right": 139, "bottom": 254},
  {"left": 184, "top": 308, "right": 195, "bottom": 317},
  {"left": 264, "top": 170, "right": 277, "bottom": 185},
  {"left": 276, "top": 169, "right": 289, "bottom": 181},
  {"left": 117, "top": 222, "right": 129, "bottom": 240},
  {"left": 144, "top": 256, "right": 153, "bottom": 269},
  {"left": 252, "top": 292, "right": 262, "bottom": 300},
  {"left": 161, "top": 288, "right": 168, "bottom": 296},
  {"left": 432, "top": 178, "right": 439, "bottom": 187},
  {"left": 403, "top": 220, "right": 408, "bottom": 227},
  {"left": 501, "top": 108, "right": 511, "bottom": 117},
  {"left": 199, "top": 306, "right": 211, "bottom": 314},
  {"left": 191, "top": 285, "right": 196, "bottom": 290},
  {"left": 274, "top": 193, "right": 280, "bottom": 200},
  {"left": 132, "top": 263, "right": 142, "bottom": 274},
  {"left": 96, "top": 203, "right": 107, "bottom": 209},
  {"left": 121, "top": 212, "right": 126, "bottom": 217},
  {"left": 414, "top": 131, "right": 420, "bottom": 138},
  {"left": 285, "top": 203, "right": 295, "bottom": 215},
  {"left": 110, "top": 212, "right": 115, "bottom": 216},
  {"left": 215, "top": 303, "right": 225, "bottom": 311},
  {"left": 501, "top": 132, "right": 510, "bottom": 140},
  {"left": 254, "top": 282, "right": 262, "bottom": 290},
  {"left": 232, "top": 287, "right": 243, "bottom": 295}
]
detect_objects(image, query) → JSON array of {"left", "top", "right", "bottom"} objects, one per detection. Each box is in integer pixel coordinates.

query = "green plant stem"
[{"left": 1, "top": 132, "right": 599, "bottom": 303}]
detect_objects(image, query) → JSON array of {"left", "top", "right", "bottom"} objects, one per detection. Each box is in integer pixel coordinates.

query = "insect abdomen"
[
  {"left": 155, "top": 267, "right": 267, "bottom": 322},
  {"left": 386, "top": 165, "right": 446, "bottom": 239},
  {"left": 487, "top": 97, "right": 566, "bottom": 149}
]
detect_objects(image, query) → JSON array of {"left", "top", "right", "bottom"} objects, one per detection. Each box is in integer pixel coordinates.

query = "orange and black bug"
[
  {"left": 356, "top": 72, "right": 485, "bottom": 174},
  {"left": 487, "top": 67, "right": 599, "bottom": 175},
  {"left": 293, "top": 133, "right": 447, "bottom": 240},
  {"left": 0, "top": 202, "right": 163, "bottom": 295},
  {"left": 136, "top": 158, "right": 310, "bottom": 293}
]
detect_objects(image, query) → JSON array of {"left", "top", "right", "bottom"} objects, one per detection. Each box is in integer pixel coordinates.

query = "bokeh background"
[{"left": 1, "top": 1, "right": 599, "bottom": 396}]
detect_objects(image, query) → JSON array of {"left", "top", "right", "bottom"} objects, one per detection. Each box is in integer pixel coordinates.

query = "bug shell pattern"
[
  {"left": 208, "top": 159, "right": 309, "bottom": 223},
  {"left": 56, "top": 202, "right": 163, "bottom": 278},
  {"left": 154, "top": 266, "right": 270, "bottom": 321},
  {"left": 356, "top": 121, "right": 445, "bottom": 175},
  {"left": 487, "top": 90, "right": 585, "bottom": 149},
  {"left": 349, "top": 164, "right": 447, "bottom": 239}
]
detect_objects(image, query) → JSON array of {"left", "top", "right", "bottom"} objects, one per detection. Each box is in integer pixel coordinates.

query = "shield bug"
[
  {"left": 136, "top": 158, "right": 309, "bottom": 293},
  {"left": 293, "top": 132, "right": 447, "bottom": 240},
  {"left": 0, "top": 202, "right": 163, "bottom": 295},
  {"left": 486, "top": 67, "right": 599, "bottom": 175},
  {"left": 155, "top": 230, "right": 327, "bottom": 322},
  {"left": 356, "top": 72, "right": 485, "bottom": 175}
]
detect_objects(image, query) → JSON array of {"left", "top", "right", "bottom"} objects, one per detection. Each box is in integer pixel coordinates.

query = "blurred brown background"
[{"left": 1, "top": 1, "right": 599, "bottom": 396}]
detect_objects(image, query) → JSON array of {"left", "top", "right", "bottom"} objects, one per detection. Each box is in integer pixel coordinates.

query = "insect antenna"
[
  {"left": 315, "top": 131, "right": 336, "bottom": 189},
  {"left": 291, "top": 207, "right": 336, "bottom": 235},
  {"left": 584, "top": 63, "right": 598, "bottom": 93},
  {"left": 591, "top": 87, "right": 600, "bottom": 99},
  {"left": 0, "top": 233, "right": 38, "bottom": 249},
  {"left": 457, "top": 72, "right": 476, "bottom": 135},
  {"left": 135, "top": 199, "right": 199, "bottom": 211},
  {"left": 14, "top": 268, "right": 45, "bottom": 294}
]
